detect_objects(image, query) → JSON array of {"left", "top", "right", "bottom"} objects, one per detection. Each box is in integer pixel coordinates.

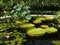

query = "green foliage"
[
  {"left": 11, "top": 4, "right": 31, "bottom": 20},
  {"left": 0, "top": 23, "right": 26, "bottom": 45},
  {"left": 27, "top": 28, "right": 46, "bottom": 37},
  {"left": 56, "top": 11, "right": 60, "bottom": 19},
  {"left": 0, "top": 0, "right": 31, "bottom": 45},
  {"left": 28, "top": 0, "right": 60, "bottom": 6},
  {"left": 15, "top": 19, "right": 29, "bottom": 24},
  {"left": 0, "top": 32, "right": 7, "bottom": 39},
  {"left": 20, "top": 23, "right": 34, "bottom": 28},
  {"left": 33, "top": 19, "right": 41, "bottom": 24},
  {"left": 45, "top": 27, "right": 57, "bottom": 34},
  {"left": 0, "top": 0, "right": 60, "bottom": 45},
  {"left": 41, "top": 25, "right": 49, "bottom": 28},
  {"left": 33, "top": 16, "right": 46, "bottom": 24},
  {"left": 45, "top": 16, "right": 55, "bottom": 20}
]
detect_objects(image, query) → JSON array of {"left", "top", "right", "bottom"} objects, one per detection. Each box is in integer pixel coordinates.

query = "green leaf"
[
  {"left": 20, "top": 23, "right": 34, "bottom": 28},
  {"left": 13, "top": 6, "right": 17, "bottom": 9},
  {"left": 26, "top": 10, "right": 30, "bottom": 13},
  {"left": 23, "top": 6, "right": 29, "bottom": 9},
  {"left": 16, "top": 8, "right": 21, "bottom": 11},
  {"left": 26, "top": 15, "right": 31, "bottom": 20},
  {"left": 22, "top": 11, "right": 27, "bottom": 15},
  {"left": 27, "top": 28, "right": 46, "bottom": 36},
  {"left": 0, "top": 40, "right": 3, "bottom": 44},
  {"left": 17, "top": 4, "right": 22, "bottom": 8},
  {"left": 11, "top": 10, "right": 15, "bottom": 14},
  {"left": 13, "top": 12, "right": 18, "bottom": 17},
  {"left": 20, "top": 14, "right": 25, "bottom": 17},
  {"left": 45, "top": 27, "right": 57, "bottom": 33}
]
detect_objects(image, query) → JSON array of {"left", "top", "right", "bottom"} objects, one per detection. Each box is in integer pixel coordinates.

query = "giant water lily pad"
[
  {"left": 33, "top": 17, "right": 46, "bottom": 24},
  {"left": 45, "top": 27, "right": 57, "bottom": 34},
  {"left": 27, "top": 27, "right": 36, "bottom": 31},
  {"left": 16, "top": 19, "right": 29, "bottom": 24},
  {"left": 36, "top": 17, "right": 46, "bottom": 21},
  {"left": 33, "top": 19, "right": 41, "bottom": 24},
  {"left": 27, "top": 28, "right": 46, "bottom": 37},
  {"left": 41, "top": 25, "right": 49, "bottom": 28},
  {"left": 20, "top": 23, "right": 34, "bottom": 28},
  {"left": 45, "top": 16, "right": 54, "bottom": 20}
]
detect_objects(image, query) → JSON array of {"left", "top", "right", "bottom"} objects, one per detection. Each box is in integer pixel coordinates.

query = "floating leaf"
[
  {"left": 27, "top": 28, "right": 46, "bottom": 37},
  {"left": 45, "top": 27, "right": 57, "bottom": 34},
  {"left": 20, "top": 23, "right": 34, "bottom": 28}
]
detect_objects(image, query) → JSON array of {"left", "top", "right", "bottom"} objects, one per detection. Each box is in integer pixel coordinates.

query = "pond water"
[
  {"left": 23, "top": 31, "right": 60, "bottom": 45},
  {"left": 23, "top": 39, "right": 55, "bottom": 45},
  {"left": 22, "top": 17, "right": 60, "bottom": 45}
]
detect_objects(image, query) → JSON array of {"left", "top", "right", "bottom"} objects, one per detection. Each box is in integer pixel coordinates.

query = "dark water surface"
[
  {"left": 23, "top": 39, "right": 55, "bottom": 45},
  {"left": 23, "top": 32, "right": 60, "bottom": 45}
]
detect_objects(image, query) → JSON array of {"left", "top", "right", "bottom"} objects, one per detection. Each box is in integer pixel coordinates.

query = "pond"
[
  {"left": 23, "top": 32, "right": 60, "bottom": 45},
  {"left": 22, "top": 16, "right": 60, "bottom": 45}
]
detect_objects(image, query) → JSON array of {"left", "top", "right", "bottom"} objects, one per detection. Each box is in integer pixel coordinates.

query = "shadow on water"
[{"left": 23, "top": 37, "right": 55, "bottom": 45}]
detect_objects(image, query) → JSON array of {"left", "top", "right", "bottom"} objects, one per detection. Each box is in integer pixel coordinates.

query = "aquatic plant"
[
  {"left": 56, "top": 11, "right": 60, "bottom": 19},
  {"left": 45, "top": 27, "right": 57, "bottom": 34},
  {"left": 15, "top": 19, "right": 29, "bottom": 24},
  {"left": 41, "top": 25, "right": 49, "bottom": 28},
  {"left": 11, "top": 4, "right": 31, "bottom": 20},
  {"left": 27, "top": 28, "right": 46, "bottom": 37},
  {"left": 20, "top": 23, "right": 34, "bottom": 28},
  {"left": 57, "top": 20, "right": 60, "bottom": 24},
  {"left": 45, "top": 16, "right": 54, "bottom": 20},
  {"left": 33, "top": 19, "right": 41, "bottom": 24},
  {"left": 33, "top": 17, "right": 46, "bottom": 24}
]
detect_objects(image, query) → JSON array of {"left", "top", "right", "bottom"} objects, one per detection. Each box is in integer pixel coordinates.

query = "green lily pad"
[
  {"left": 45, "top": 27, "right": 57, "bottom": 34},
  {"left": 15, "top": 19, "right": 29, "bottom": 24},
  {"left": 41, "top": 25, "right": 49, "bottom": 28},
  {"left": 45, "top": 16, "right": 54, "bottom": 20},
  {"left": 20, "top": 23, "right": 34, "bottom": 28},
  {"left": 36, "top": 17, "right": 46, "bottom": 21},
  {"left": 27, "top": 28, "right": 46, "bottom": 37},
  {"left": 33, "top": 19, "right": 41, "bottom": 24}
]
